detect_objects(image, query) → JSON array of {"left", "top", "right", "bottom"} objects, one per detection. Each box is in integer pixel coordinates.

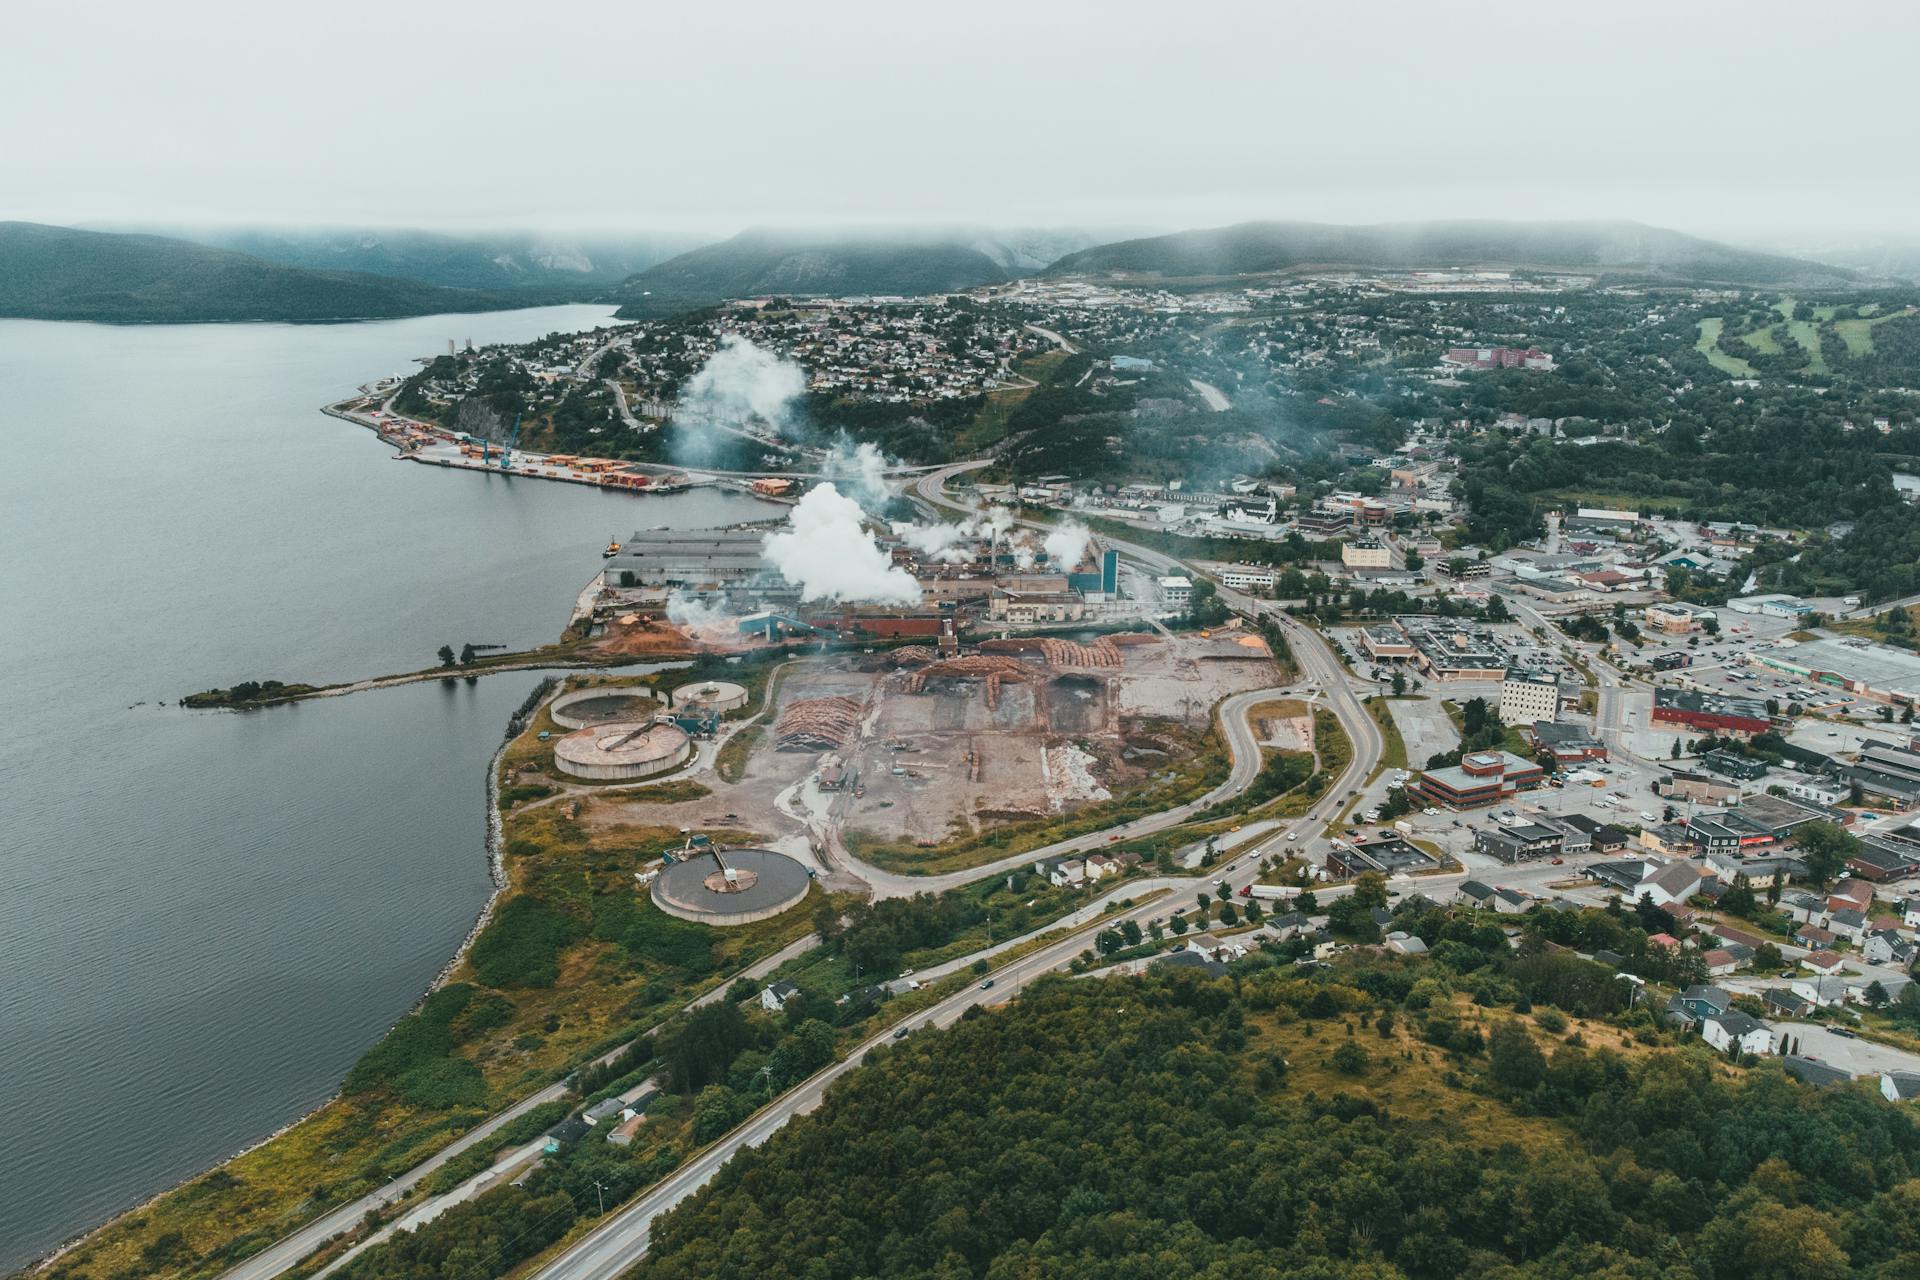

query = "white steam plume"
[
  {"left": 891, "top": 518, "right": 974, "bottom": 563},
  {"left": 666, "top": 589, "right": 736, "bottom": 638},
  {"left": 823, "top": 435, "right": 892, "bottom": 510},
  {"left": 762, "top": 484, "right": 922, "bottom": 605},
  {"left": 1044, "top": 520, "right": 1092, "bottom": 570},
  {"left": 671, "top": 336, "right": 808, "bottom": 465}
]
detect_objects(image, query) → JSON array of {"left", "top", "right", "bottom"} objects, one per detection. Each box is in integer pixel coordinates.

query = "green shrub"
[{"left": 471, "top": 896, "right": 584, "bottom": 988}]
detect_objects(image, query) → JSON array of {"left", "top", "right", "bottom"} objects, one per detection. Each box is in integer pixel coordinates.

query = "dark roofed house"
[
  {"left": 1765, "top": 987, "right": 1814, "bottom": 1018},
  {"left": 1153, "top": 949, "right": 1228, "bottom": 977},
  {"left": 1783, "top": 1056, "right": 1852, "bottom": 1087},
  {"left": 1881, "top": 1071, "right": 1920, "bottom": 1102}
]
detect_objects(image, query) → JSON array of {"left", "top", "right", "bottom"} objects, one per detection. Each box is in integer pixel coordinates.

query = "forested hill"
[
  {"left": 0, "top": 222, "right": 535, "bottom": 323},
  {"left": 608, "top": 229, "right": 1018, "bottom": 317},
  {"left": 1048, "top": 219, "right": 1856, "bottom": 286},
  {"left": 631, "top": 966, "right": 1920, "bottom": 1280},
  {"left": 175, "top": 226, "right": 698, "bottom": 293}
]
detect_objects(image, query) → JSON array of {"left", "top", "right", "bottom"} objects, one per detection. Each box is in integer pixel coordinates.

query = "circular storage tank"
[
  {"left": 553, "top": 720, "right": 691, "bottom": 781},
  {"left": 671, "top": 680, "right": 749, "bottom": 714},
  {"left": 651, "top": 847, "right": 811, "bottom": 926},
  {"left": 550, "top": 687, "right": 660, "bottom": 730}
]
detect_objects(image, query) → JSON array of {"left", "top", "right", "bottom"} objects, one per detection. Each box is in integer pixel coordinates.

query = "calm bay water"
[{"left": 0, "top": 307, "right": 776, "bottom": 1267}]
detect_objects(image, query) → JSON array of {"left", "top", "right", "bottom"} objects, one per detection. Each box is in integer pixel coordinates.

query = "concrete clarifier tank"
[
  {"left": 549, "top": 687, "right": 660, "bottom": 731},
  {"left": 671, "top": 679, "right": 749, "bottom": 714},
  {"left": 651, "top": 847, "right": 811, "bottom": 926},
  {"left": 552, "top": 720, "right": 692, "bottom": 781}
]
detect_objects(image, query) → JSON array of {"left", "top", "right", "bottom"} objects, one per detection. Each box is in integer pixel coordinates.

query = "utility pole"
[{"left": 593, "top": 1179, "right": 608, "bottom": 1216}]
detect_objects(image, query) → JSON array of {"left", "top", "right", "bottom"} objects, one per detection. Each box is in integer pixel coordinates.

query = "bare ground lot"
[{"left": 570, "top": 635, "right": 1279, "bottom": 856}]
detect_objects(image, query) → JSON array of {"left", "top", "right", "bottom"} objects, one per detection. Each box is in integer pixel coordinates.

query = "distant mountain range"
[
  {"left": 1045, "top": 219, "right": 1857, "bottom": 287},
  {"left": 608, "top": 227, "right": 1108, "bottom": 317},
  {"left": 3, "top": 217, "right": 1875, "bottom": 327},
  {"left": 174, "top": 226, "right": 701, "bottom": 293},
  {"left": 0, "top": 222, "right": 541, "bottom": 324}
]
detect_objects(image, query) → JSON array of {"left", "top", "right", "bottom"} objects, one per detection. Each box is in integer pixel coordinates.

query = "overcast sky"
[{"left": 5, "top": 1, "right": 1912, "bottom": 246}]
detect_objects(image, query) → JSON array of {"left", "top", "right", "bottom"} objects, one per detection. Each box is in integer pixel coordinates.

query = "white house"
[
  {"left": 1700, "top": 1011, "right": 1775, "bottom": 1056},
  {"left": 1880, "top": 1071, "right": 1920, "bottom": 1103},
  {"left": 1635, "top": 861, "right": 1706, "bottom": 909},
  {"left": 760, "top": 980, "right": 799, "bottom": 1013},
  {"left": 1788, "top": 975, "right": 1850, "bottom": 1008}
]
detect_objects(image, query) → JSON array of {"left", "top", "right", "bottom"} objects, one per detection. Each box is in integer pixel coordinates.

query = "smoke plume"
[
  {"left": 666, "top": 589, "right": 737, "bottom": 639},
  {"left": 762, "top": 483, "right": 922, "bottom": 605},
  {"left": 890, "top": 518, "right": 974, "bottom": 563},
  {"left": 822, "top": 434, "right": 892, "bottom": 510},
  {"left": 1043, "top": 519, "right": 1092, "bottom": 571},
  {"left": 671, "top": 336, "right": 808, "bottom": 466}
]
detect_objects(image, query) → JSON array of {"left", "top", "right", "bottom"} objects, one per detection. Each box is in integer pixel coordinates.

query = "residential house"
[
  {"left": 1636, "top": 860, "right": 1707, "bottom": 908},
  {"left": 1783, "top": 1056, "right": 1853, "bottom": 1087},
  {"left": 1385, "top": 931, "right": 1429, "bottom": 955},
  {"left": 1664, "top": 984, "right": 1732, "bottom": 1027},
  {"left": 1880, "top": 1071, "right": 1920, "bottom": 1102},
  {"left": 1153, "top": 949, "right": 1228, "bottom": 977},
  {"left": 1849, "top": 972, "right": 1913, "bottom": 1004},
  {"left": 1455, "top": 880, "right": 1498, "bottom": 911},
  {"left": 1828, "top": 908, "right": 1869, "bottom": 945},
  {"left": 1779, "top": 890, "right": 1828, "bottom": 927},
  {"left": 1701, "top": 948, "right": 1740, "bottom": 977},
  {"left": 1863, "top": 929, "right": 1916, "bottom": 967},
  {"left": 760, "top": 980, "right": 800, "bottom": 1013},
  {"left": 1765, "top": 987, "right": 1815, "bottom": 1018},
  {"left": 1265, "top": 911, "right": 1311, "bottom": 941},
  {"left": 1701, "top": 1010, "right": 1775, "bottom": 1056},
  {"left": 1795, "top": 924, "right": 1837, "bottom": 951},
  {"left": 1800, "top": 951, "right": 1846, "bottom": 976}
]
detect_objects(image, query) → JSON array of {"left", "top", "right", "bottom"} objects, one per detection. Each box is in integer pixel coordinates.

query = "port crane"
[{"left": 497, "top": 412, "right": 521, "bottom": 470}]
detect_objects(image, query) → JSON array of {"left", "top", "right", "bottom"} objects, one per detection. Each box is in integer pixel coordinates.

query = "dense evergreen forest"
[{"left": 634, "top": 965, "right": 1920, "bottom": 1280}]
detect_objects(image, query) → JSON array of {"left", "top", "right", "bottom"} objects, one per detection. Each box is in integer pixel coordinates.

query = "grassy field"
[
  {"left": 956, "top": 349, "right": 1067, "bottom": 452},
  {"left": 1549, "top": 489, "right": 1693, "bottom": 513},
  {"left": 1739, "top": 323, "right": 1783, "bottom": 355},
  {"left": 1367, "top": 695, "right": 1409, "bottom": 770},
  {"left": 1784, "top": 317, "right": 1828, "bottom": 372},
  {"left": 1695, "top": 317, "right": 1755, "bottom": 376},
  {"left": 1832, "top": 304, "right": 1917, "bottom": 357}
]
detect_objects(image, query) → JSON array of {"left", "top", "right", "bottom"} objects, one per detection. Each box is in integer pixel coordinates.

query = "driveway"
[{"left": 1779, "top": 1024, "right": 1920, "bottom": 1078}]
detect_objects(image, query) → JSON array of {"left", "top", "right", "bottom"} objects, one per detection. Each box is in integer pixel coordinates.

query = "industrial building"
[
  {"left": 1746, "top": 637, "right": 1920, "bottom": 708},
  {"left": 1326, "top": 835, "right": 1439, "bottom": 878},
  {"left": 603, "top": 528, "right": 779, "bottom": 591},
  {"left": 1527, "top": 720, "right": 1608, "bottom": 764},
  {"left": 1651, "top": 687, "right": 1771, "bottom": 736}
]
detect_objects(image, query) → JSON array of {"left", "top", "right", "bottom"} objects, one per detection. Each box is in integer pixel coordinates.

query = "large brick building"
[
  {"left": 1651, "top": 687, "right": 1771, "bottom": 737},
  {"left": 1414, "top": 750, "right": 1545, "bottom": 809}
]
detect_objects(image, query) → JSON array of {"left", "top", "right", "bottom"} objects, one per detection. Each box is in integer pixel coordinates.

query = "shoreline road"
[{"left": 209, "top": 936, "right": 818, "bottom": 1280}]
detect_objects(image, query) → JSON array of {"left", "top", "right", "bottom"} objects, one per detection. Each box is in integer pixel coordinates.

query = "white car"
[{"left": 1423, "top": 807, "right": 1440, "bottom": 816}]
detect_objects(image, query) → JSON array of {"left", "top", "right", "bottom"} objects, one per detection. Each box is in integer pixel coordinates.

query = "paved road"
[
  {"left": 532, "top": 875, "right": 1209, "bottom": 1280},
  {"left": 1024, "top": 324, "right": 1078, "bottom": 354},
  {"left": 1190, "top": 379, "right": 1231, "bottom": 412}
]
